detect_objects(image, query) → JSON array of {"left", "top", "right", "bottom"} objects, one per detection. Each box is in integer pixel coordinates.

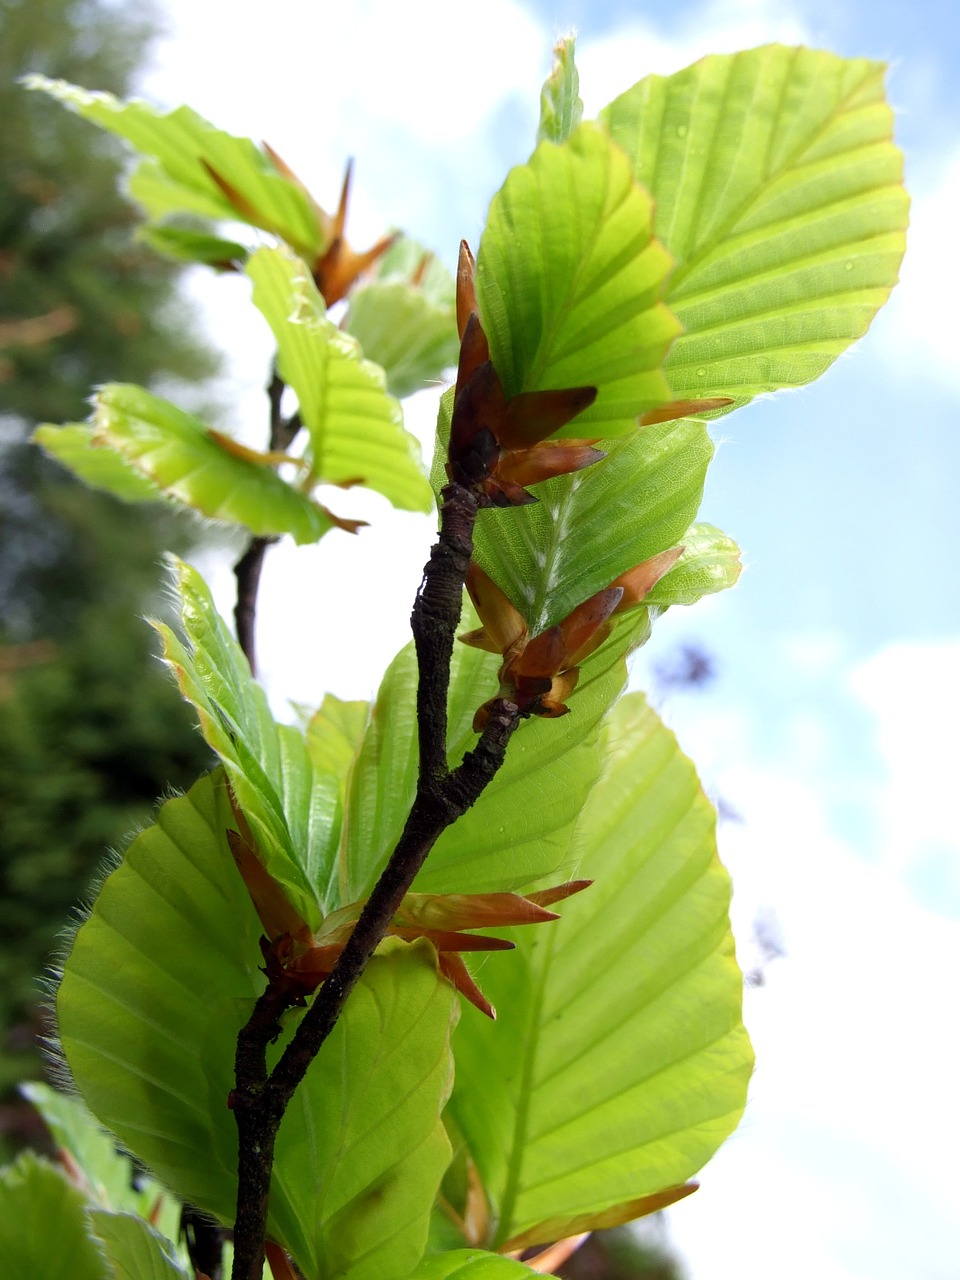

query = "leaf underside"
[
  {"left": 247, "top": 247, "right": 433, "bottom": 513},
  {"left": 600, "top": 44, "right": 908, "bottom": 406},
  {"left": 476, "top": 123, "right": 679, "bottom": 437},
  {"left": 447, "top": 694, "right": 753, "bottom": 1248},
  {"left": 56, "top": 773, "right": 458, "bottom": 1280}
]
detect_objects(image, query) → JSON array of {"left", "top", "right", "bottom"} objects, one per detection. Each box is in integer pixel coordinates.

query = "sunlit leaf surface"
[
  {"left": 448, "top": 695, "right": 753, "bottom": 1248},
  {"left": 91, "top": 384, "right": 335, "bottom": 543},
  {"left": 33, "top": 423, "right": 163, "bottom": 503},
  {"left": 25, "top": 77, "right": 322, "bottom": 258},
  {"left": 154, "top": 557, "right": 339, "bottom": 926},
  {"left": 601, "top": 45, "right": 909, "bottom": 405},
  {"left": 248, "top": 247, "right": 433, "bottom": 512},
  {"left": 477, "top": 123, "right": 678, "bottom": 437},
  {"left": 56, "top": 774, "right": 458, "bottom": 1280}
]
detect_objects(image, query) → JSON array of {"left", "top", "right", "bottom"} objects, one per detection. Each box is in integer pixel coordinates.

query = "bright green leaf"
[
  {"left": 448, "top": 694, "right": 753, "bottom": 1248},
  {"left": 247, "top": 247, "right": 433, "bottom": 512},
  {"left": 476, "top": 122, "right": 679, "bottom": 437},
  {"left": 340, "top": 608, "right": 649, "bottom": 904},
  {"left": 91, "top": 384, "right": 336, "bottom": 544},
  {"left": 411, "top": 1251, "right": 537, "bottom": 1279},
  {"left": 373, "top": 235, "right": 457, "bottom": 308},
  {"left": 56, "top": 773, "right": 458, "bottom": 1280},
  {"left": 537, "top": 36, "right": 583, "bottom": 145},
  {"left": 139, "top": 224, "right": 249, "bottom": 269},
  {"left": 305, "top": 695, "right": 368, "bottom": 783},
  {"left": 154, "top": 557, "right": 339, "bottom": 925},
  {"left": 33, "top": 423, "right": 164, "bottom": 503},
  {"left": 0, "top": 1151, "right": 107, "bottom": 1280},
  {"left": 644, "top": 522, "right": 742, "bottom": 607},
  {"left": 341, "top": 279, "right": 459, "bottom": 400},
  {"left": 473, "top": 418, "right": 714, "bottom": 635},
  {"left": 21, "top": 1083, "right": 178, "bottom": 1238},
  {"left": 430, "top": 396, "right": 723, "bottom": 634},
  {"left": 89, "top": 1212, "right": 191, "bottom": 1280},
  {"left": 274, "top": 938, "right": 456, "bottom": 1280},
  {"left": 24, "top": 77, "right": 323, "bottom": 258},
  {"left": 600, "top": 45, "right": 909, "bottom": 405}
]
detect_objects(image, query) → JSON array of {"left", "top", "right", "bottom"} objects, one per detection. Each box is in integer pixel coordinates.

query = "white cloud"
[
  {"left": 849, "top": 640, "right": 960, "bottom": 908},
  {"left": 668, "top": 763, "right": 960, "bottom": 1280},
  {"left": 577, "top": 0, "right": 812, "bottom": 114},
  {"left": 876, "top": 150, "right": 960, "bottom": 396}
]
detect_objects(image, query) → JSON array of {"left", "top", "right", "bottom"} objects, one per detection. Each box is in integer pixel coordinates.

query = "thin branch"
[
  {"left": 229, "top": 482, "right": 522, "bottom": 1280},
  {"left": 232, "top": 369, "right": 302, "bottom": 673},
  {"left": 233, "top": 537, "right": 273, "bottom": 676}
]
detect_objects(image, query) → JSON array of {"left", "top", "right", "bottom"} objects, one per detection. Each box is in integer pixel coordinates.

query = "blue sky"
[{"left": 138, "top": 1, "right": 960, "bottom": 1275}]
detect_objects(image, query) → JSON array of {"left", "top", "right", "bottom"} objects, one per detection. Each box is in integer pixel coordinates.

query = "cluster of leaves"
[{"left": 3, "top": 34, "right": 906, "bottom": 1280}]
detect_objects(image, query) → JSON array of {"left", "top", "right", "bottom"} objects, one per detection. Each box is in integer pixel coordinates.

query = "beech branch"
[
  {"left": 233, "top": 369, "right": 302, "bottom": 674},
  {"left": 230, "top": 482, "right": 521, "bottom": 1280}
]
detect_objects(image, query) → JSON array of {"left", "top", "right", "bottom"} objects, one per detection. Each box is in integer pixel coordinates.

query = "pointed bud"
[
  {"left": 638, "top": 397, "right": 733, "bottom": 426},
  {"left": 456, "top": 240, "right": 478, "bottom": 340},
  {"left": 500, "top": 385, "right": 597, "bottom": 449},
  {"left": 465, "top": 563, "right": 528, "bottom": 658},
  {"left": 438, "top": 952, "right": 496, "bottom": 1019},
  {"left": 611, "top": 547, "right": 684, "bottom": 611}
]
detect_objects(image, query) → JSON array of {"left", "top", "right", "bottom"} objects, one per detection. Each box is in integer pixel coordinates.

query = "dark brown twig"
[
  {"left": 229, "top": 482, "right": 521, "bottom": 1280},
  {"left": 232, "top": 370, "right": 302, "bottom": 673}
]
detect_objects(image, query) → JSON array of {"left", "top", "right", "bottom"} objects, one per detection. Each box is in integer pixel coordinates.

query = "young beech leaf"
[
  {"left": 447, "top": 694, "right": 754, "bottom": 1249},
  {"left": 409, "top": 1251, "right": 540, "bottom": 1279},
  {"left": 55, "top": 772, "right": 459, "bottom": 1280},
  {"left": 247, "top": 246, "right": 433, "bottom": 514},
  {"left": 0, "top": 1152, "right": 108, "bottom": 1280},
  {"left": 154, "top": 557, "right": 341, "bottom": 926},
  {"left": 32, "top": 423, "right": 165, "bottom": 504},
  {"left": 600, "top": 45, "right": 909, "bottom": 407},
  {"left": 88, "top": 1211, "right": 192, "bottom": 1280},
  {"left": 476, "top": 122, "right": 679, "bottom": 436},
  {"left": 537, "top": 35, "right": 583, "bottom": 146},
  {"left": 89, "top": 384, "right": 338, "bottom": 543},
  {"left": 23, "top": 76, "right": 323, "bottom": 259}
]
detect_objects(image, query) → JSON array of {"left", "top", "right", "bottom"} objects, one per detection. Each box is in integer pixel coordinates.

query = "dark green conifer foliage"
[{"left": 0, "top": 0, "right": 217, "bottom": 1111}]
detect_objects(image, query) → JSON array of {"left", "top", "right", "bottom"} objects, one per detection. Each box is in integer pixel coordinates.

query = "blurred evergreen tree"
[{"left": 0, "top": 0, "right": 218, "bottom": 1119}]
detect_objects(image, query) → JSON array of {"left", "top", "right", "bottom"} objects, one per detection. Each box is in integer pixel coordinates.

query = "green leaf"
[
  {"left": 373, "top": 235, "right": 457, "bottom": 309},
  {"left": 91, "top": 384, "right": 336, "bottom": 544},
  {"left": 411, "top": 1251, "right": 537, "bottom": 1279},
  {"left": 537, "top": 36, "right": 583, "bottom": 145},
  {"left": 341, "top": 234, "right": 459, "bottom": 400},
  {"left": 89, "top": 1212, "right": 191, "bottom": 1280},
  {"left": 447, "top": 694, "right": 753, "bottom": 1248},
  {"left": 154, "top": 557, "right": 339, "bottom": 925},
  {"left": 56, "top": 773, "right": 458, "bottom": 1280},
  {"left": 24, "top": 77, "right": 323, "bottom": 258},
  {"left": 476, "top": 122, "right": 679, "bottom": 437},
  {"left": 139, "top": 224, "right": 249, "bottom": 269},
  {"left": 272, "top": 939, "right": 456, "bottom": 1280},
  {"left": 340, "top": 608, "right": 649, "bottom": 904},
  {"left": 247, "top": 247, "right": 433, "bottom": 512},
  {"left": 473, "top": 417, "right": 714, "bottom": 635},
  {"left": 600, "top": 45, "right": 909, "bottom": 405},
  {"left": 430, "top": 396, "right": 726, "bottom": 634},
  {"left": 33, "top": 423, "right": 164, "bottom": 503},
  {"left": 644, "top": 522, "right": 742, "bottom": 607},
  {"left": 305, "top": 695, "right": 368, "bottom": 782},
  {"left": 0, "top": 1151, "right": 107, "bottom": 1280},
  {"left": 341, "top": 279, "right": 459, "bottom": 400},
  {"left": 21, "top": 1083, "right": 178, "bottom": 1238}
]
